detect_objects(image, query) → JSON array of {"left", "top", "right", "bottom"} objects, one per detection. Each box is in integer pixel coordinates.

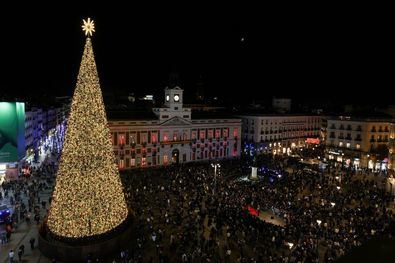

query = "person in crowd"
[
  {"left": 17, "top": 247, "right": 23, "bottom": 262},
  {"left": 8, "top": 249, "right": 14, "bottom": 263},
  {"left": 30, "top": 237, "right": 35, "bottom": 250}
]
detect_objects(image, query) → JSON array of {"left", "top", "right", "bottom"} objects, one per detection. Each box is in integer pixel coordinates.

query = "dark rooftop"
[
  {"left": 107, "top": 110, "right": 158, "bottom": 121},
  {"left": 191, "top": 111, "right": 240, "bottom": 120},
  {"left": 327, "top": 112, "right": 394, "bottom": 122},
  {"left": 238, "top": 111, "right": 320, "bottom": 117},
  {"left": 107, "top": 109, "right": 240, "bottom": 121}
]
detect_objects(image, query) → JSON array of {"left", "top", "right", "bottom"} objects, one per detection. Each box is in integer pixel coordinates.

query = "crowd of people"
[
  {"left": 121, "top": 156, "right": 395, "bottom": 262},
  {"left": 0, "top": 145, "right": 59, "bottom": 261},
  {"left": 2, "top": 138, "right": 395, "bottom": 262}
]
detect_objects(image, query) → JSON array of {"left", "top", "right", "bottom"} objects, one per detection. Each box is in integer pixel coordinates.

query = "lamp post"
[{"left": 211, "top": 163, "right": 220, "bottom": 195}]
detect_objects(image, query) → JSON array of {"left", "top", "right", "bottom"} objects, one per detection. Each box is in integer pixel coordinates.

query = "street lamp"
[{"left": 211, "top": 163, "right": 221, "bottom": 195}]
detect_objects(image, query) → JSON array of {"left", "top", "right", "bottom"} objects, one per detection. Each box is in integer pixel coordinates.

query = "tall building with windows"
[
  {"left": 326, "top": 116, "right": 393, "bottom": 170},
  {"left": 389, "top": 124, "right": 395, "bottom": 171},
  {"left": 24, "top": 103, "right": 69, "bottom": 162},
  {"left": 108, "top": 86, "right": 241, "bottom": 169},
  {"left": 239, "top": 114, "right": 321, "bottom": 154}
]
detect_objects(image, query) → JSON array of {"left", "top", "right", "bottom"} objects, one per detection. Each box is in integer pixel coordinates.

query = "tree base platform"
[{"left": 38, "top": 218, "right": 133, "bottom": 262}]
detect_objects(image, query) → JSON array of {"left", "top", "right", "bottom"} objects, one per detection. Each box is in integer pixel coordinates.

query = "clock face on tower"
[
  {"left": 174, "top": 94, "right": 180, "bottom": 102},
  {"left": 166, "top": 95, "right": 170, "bottom": 102}
]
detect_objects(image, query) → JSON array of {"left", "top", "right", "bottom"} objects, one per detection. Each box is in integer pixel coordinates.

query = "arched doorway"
[{"left": 172, "top": 149, "right": 180, "bottom": 164}]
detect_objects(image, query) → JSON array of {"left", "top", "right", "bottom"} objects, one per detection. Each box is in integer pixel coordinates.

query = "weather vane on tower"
[{"left": 82, "top": 17, "right": 95, "bottom": 37}]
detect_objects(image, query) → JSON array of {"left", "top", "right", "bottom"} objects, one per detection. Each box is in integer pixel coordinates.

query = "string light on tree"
[{"left": 47, "top": 18, "right": 128, "bottom": 238}]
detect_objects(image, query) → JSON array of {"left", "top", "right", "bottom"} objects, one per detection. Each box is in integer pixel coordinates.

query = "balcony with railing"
[{"left": 161, "top": 139, "right": 192, "bottom": 145}]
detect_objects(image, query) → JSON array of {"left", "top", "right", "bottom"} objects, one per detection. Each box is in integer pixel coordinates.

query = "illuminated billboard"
[
  {"left": 0, "top": 102, "right": 25, "bottom": 162},
  {"left": 305, "top": 138, "right": 320, "bottom": 145}
]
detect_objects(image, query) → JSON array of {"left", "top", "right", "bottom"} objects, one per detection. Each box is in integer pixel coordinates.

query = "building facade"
[
  {"left": 25, "top": 107, "right": 43, "bottom": 155},
  {"left": 326, "top": 116, "right": 393, "bottom": 170},
  {"left": 24, "top": 103, "right": 69, "bottom": 163},
  {"left": 239, "top": 114, "right": 322, "bottom": 155},
  {"left": 389, "top": 124, "right": 395, "bottom": 171},
  {"left": 108, "top": 87, "right": 242, "bottom": 169}
]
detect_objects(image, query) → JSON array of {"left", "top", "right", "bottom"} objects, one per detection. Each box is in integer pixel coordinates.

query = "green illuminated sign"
[{"left": 0, "top": 102, "right": 25, "bottom": 162}]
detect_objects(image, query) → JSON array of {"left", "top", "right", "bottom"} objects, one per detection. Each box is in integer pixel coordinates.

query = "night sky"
[{"left": 0, "top": 4, "right": 392, "bottom": 106}]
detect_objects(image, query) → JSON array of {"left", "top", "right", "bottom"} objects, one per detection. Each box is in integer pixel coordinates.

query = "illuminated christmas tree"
[{"left": 47, "top": 18, "right": 128, "bottom": 238}]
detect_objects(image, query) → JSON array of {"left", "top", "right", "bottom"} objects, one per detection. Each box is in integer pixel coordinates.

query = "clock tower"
[
  {"left": 164, "top": 86, "right": 183, "bottom": 109},
  {"left": 153, "top": 86, "right": 191, "bottom": 122}
]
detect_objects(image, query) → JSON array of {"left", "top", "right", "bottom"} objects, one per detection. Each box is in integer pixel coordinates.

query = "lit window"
[
  {"left": 130, "top": 158, "right": 135, "bottom": 166},
  {"left": 140, "top": 133, "right": 147, "bottom": 144},
  {"left": 339, "top": 142, "right": 343, "bottom": 147},
  {"left": 163, "top": 155, "right": 168, "bottom": 165},
  {"left": 141, "top": 157, "right": 146, "bottom": 167},
  {"left": 223, "top": 129, "right": 228, "bottom": 138},
  {"left": 151, "top": 134, "right": 157, "bottom": 143},
  {"left": 118, "top": 134, "right": 125, "bottom": 145},
  {"left": 215, "top": 129, "right": 221, "bottom": 138},
  {"left": 233, "top": 128, "right": 238, "bottom": 138},
  {"left": 200, "top": 130, "right": 206, "bottom": 139},
  {"left": 163, "top": 132, "right": 169, "bottom": 142},
  {"left": 346, "top": 143, "right": 350, "bottom": 148},
  {"left": 233, "top": 148, "right": 237, "bottom": 157},
  {"left": 208, "top": 130, "right": 214, "bottom": 139},
  {"left": 119, "top": 159, "right": 125, "bottom": 169},
  {"left": 191, "top": 131, "right": 197, "bottom": 140},
  {"left": 356, "top": 144, "right": 360, "bottom": 149}
]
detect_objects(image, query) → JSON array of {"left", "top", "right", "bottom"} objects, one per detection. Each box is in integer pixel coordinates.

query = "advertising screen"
[
  {"left": 0, "top": 102, "right": 25, "bottom": 162},
  {"left": 305, "top": 138, "right": 320, "bottom": 144}
]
